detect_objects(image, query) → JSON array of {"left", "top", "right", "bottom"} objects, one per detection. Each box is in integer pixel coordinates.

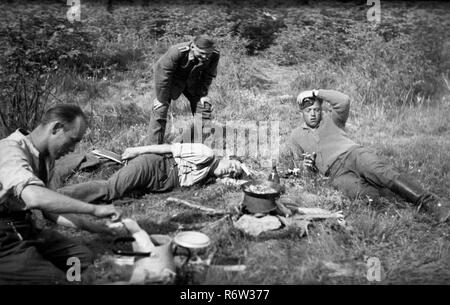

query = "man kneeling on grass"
[
  {"left": 285, "top": 88, "right": 449, "bottom": 223},
  {"left": 0, "top": 104, "right": 121, "bottom": 284},
  {"left": 57, "top": 143, "right": 243, "bottom": 203}
]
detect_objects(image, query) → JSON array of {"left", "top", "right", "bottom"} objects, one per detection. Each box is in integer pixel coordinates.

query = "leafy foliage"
[{"left": 0, "top": 14, "right": 94, "bottom": 132}]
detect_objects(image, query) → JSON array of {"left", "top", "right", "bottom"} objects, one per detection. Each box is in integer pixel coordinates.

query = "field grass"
[{"left": 1, "top": 0, "right": 449, "bottom": 284}]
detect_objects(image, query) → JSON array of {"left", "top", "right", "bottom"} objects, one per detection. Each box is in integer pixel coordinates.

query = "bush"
[
  {"left": 0, "top": 10, "right": 148, "bottom": 134},
  {"left": 0, "top": 14, "right": 95, "bottom": 132},
  {"left": 229, "top": 10, "right": 286, "bottom": 55}
]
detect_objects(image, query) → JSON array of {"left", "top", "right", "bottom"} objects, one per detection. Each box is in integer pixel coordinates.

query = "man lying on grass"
[
  {"left": 284, "top": 89, "right": 449, "bottom": 223},
  {"left": 57, "top": 143, "right": 243, "bottom": 203}
]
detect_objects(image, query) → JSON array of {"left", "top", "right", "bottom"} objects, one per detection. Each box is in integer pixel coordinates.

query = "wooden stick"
[{"left": 166, "top": 197, "right": 228, "bottom": 215}]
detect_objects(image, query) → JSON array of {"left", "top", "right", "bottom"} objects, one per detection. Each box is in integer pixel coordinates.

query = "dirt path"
[{"left": 256, "top": 59, "right": 300, "bottom": 95}]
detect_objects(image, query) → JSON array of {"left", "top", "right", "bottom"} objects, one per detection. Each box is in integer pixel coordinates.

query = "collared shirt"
[
  {"left": 0, "top": 129, "right": 52, "bottom": 213},
  {"left": 170, "top": 143, "right": 216, "bottom": 187},
  {"left": 287, "top": 90, "right": 360, "bottom": 175}
]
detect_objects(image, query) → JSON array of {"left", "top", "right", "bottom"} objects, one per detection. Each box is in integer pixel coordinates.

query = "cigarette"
[{"left": 240, "top": 163, "right": 252, "bottom": 176}]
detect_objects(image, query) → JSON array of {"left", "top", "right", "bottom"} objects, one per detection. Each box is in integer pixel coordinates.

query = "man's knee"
[
  {"left": 332, "top": 173, "right": 380, "bottom": 201},
  {"left": 152, "top": 99, "right": 169, "bottom": 119},
  {"left": 355, "top": 148, "right": 400, "bottom": 187},
  {"left": 107, "top": 154, "right": 156, "bottom": 198}
]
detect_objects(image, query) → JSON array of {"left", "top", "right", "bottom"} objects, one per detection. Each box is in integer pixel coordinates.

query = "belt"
[{"left": 164, "top": 155, "right": 180, "bottom": 188}]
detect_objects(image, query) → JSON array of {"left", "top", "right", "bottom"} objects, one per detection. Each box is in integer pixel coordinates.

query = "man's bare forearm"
[
  {"left": 22, "top": 185, "right": 97, "bottom": 215},
  {"left": 134, "top": 144, "right": 173, "bottom": 155}
]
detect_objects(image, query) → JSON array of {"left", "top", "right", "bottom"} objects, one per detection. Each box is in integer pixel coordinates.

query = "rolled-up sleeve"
[
  {"left": 171, "top": 143, "right": 215, "bottom": 166},
  {"left": 0, "top": 140, "right": 45, "bottom": 199}
]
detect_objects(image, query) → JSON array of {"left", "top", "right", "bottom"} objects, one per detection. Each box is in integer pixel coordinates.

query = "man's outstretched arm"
[
  {"left": 121, "top": 144, "right": 173, "bottom": 160},
  {"left": 21, "top": 185, "right": 120, "bottom": 220}
]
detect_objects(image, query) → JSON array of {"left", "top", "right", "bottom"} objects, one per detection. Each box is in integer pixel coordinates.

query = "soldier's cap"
[
  {"left": 193, "top": 34, "right": 216, "bottom": 51},
  {"left": 297, "top": 91, "right": 322, "bottom": 110}
]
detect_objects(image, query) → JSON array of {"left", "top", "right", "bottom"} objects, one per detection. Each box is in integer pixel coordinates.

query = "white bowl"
[{"left": 173, "top": 231, "right": 211, "bottom": 249}]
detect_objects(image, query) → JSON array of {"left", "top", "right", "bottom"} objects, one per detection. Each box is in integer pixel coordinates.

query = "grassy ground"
[{"left": 1, "top": 0, "right": 449, "bottom": 284}]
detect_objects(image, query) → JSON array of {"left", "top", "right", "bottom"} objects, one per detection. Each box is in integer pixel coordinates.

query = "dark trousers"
[
  {"left": 148, "top": 90, "right": 213, "bottom": 144},
  {"left": 57, "top": 154, "right": 179, "bottom": 203},
  {"left": 329, "top": 147, "right": 401, "bottom": 201},
  {"left": 0, "top": 219, "right": 93, "bottom": 284}
]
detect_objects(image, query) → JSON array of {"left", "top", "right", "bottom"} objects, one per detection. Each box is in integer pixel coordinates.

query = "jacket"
[
  {"left": 154, "top": 41, "right": 220, "bottom": 103},
  {"left": 287, "top": 89, "right": 360, "bottom": 175}
]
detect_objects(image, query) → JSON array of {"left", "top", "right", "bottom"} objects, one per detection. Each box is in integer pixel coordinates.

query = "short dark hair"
[{"left": 40, "top": 104, "right": 88, "bottom": 130}]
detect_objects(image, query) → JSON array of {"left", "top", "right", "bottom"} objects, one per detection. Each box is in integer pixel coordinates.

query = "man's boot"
[{"left": 390, "top": 175, "right": 450, "bottom": 223}]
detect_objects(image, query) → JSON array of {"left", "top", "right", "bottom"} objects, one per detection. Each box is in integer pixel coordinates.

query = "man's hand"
[
  {"left": 302, "top": 152, "right": 318, "bottom": 173},
  {"left": 84, "top": 220, "right": 126, "bottom": 236},
  {"left": 93, "top": 204, "right": 122, "bottom": 221},
  {"left": 122, "top": 147, "right": 143, "bottom": 160},
  {"left": 297, "top": 90, "right": 314, "bottom": 104},
  {"left": 200, "top": 97, "right": 213, "bottom": 111},
  {"left": 285, "top": 168, "right": 301, "bottom": 177}
]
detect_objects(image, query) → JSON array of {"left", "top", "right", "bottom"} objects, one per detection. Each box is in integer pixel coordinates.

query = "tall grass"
[{"left": 1, "top": 0, "right": 449, "bottom": 284}]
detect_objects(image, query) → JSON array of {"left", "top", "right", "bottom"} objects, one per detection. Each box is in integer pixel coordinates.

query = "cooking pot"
[{"left": 241, "top": 180, "right": 281, "bottom": 214}]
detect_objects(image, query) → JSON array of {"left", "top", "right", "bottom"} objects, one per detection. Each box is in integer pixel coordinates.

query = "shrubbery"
[
  {"left": 0, "top": 10, "right": 146, "bottom": 134},
  {"left": 0, "top": 0, "right": 448, "bottom": 136},
  {"left": 0, "top": 14, "right": 96, "bottom": 133},
  {"left": 273, "top": 6, "right": 449, "bottom": 107}
]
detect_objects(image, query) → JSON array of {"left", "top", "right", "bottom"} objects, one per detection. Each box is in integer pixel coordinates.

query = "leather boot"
[{"left": 390, "top": 175, "right": 450, "bottom": 223}]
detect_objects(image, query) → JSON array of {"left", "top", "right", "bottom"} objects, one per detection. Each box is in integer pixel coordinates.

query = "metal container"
[{"left": 241, "top": 180, "right": 281, "bottom": 214}]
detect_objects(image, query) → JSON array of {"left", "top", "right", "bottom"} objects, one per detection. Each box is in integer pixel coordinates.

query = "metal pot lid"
[{"left": 174, "top": 231, "right": 211, "bottom": 249}]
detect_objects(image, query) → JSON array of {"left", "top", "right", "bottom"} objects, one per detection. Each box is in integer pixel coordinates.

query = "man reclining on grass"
[
  {"left": 284, "top": 88, "right": 450, "bottom": 223},
  {"left": 56, "top": 143, "right": 243, "bottom": 203}
]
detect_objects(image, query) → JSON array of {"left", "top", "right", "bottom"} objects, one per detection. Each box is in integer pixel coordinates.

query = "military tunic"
[
  {"left": 287, "top": 90, "right": 402, "bottom": 200},
  {"left": 149, "top": 42, "right": 219, "bottom": 144},
  {"left": 154, "top": 42, "right": 219, "bottom": 104}
]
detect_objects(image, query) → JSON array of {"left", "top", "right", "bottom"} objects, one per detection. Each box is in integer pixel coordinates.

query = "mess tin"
[
  {"left": 113, "top": 234, "right": 180, "bottom": 273},
  {"left": 113, "top": 232, "right": 211, "bottom": 269},
  {"left": 241, "top": 180, "right": 281, "bottom": 214}
]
